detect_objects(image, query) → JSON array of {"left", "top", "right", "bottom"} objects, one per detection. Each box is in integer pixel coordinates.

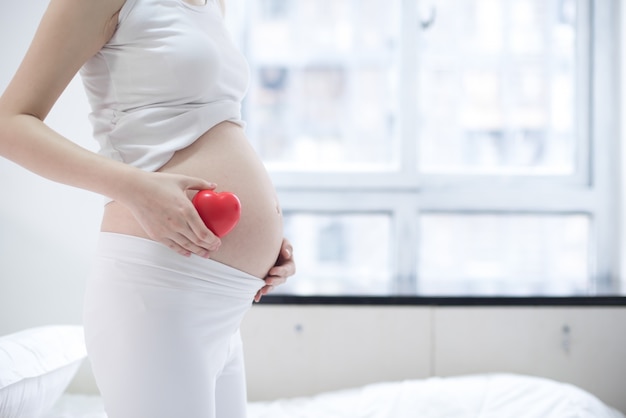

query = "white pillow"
[{"left": 0, "top": 325, "right": 87, "bottom": 418}]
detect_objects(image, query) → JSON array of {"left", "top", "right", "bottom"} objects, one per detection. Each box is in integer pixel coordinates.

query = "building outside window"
[{"left": 226, "top": 0, "right": 620, "bottom": 297}]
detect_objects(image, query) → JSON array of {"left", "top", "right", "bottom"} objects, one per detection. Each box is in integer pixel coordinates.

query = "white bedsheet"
[
  {"left": 46, "top": 374, "right": 624, "bottom": 418},
  {"left": 248, "top": 374, "right": 624, "bottom": 418}
]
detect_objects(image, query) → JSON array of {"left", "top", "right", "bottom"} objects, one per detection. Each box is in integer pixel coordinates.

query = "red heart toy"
[{"left": 192, "top": 190, "right": 241, "bottom": 237}]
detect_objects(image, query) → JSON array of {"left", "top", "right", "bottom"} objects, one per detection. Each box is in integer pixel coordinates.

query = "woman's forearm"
[{"left": 0, "top": 113, "right": 140, "bottom": 201}]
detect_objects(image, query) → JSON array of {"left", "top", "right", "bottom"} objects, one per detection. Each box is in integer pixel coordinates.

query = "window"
[{"left": 227, "top": 0, "right": 620, "bottom": 296}]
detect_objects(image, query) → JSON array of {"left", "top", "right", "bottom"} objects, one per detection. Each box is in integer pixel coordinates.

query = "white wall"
[{"left": 0, "top": 1, "right": 103, "bottom": 335}]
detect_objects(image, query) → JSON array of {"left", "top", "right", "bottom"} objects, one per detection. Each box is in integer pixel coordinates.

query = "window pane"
[
  {"left": 417, "top": 213, "right": 590, "bottom": 295},
  {"left": 418, "top": 0, "right": 579, "bottom": 175},
  {"left": 244, "top": 0, "right": 400, "bottom": 170},
  {"left": 276, "top": 212, "right": 393, "bottom": 295}
]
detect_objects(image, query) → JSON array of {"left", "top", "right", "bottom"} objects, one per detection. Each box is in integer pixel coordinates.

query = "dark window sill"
[{"left": 257, "top": 295, "right": 626, "bottom": 306}]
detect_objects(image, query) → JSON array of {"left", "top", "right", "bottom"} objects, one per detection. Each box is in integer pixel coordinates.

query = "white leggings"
[{"left": 83, "top": 232, "right": 264, "bottom": 418}]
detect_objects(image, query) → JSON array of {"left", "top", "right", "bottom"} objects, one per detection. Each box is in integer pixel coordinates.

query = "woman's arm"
[{"left": 0, "top": 0, "right": 220, "bottom": 257}]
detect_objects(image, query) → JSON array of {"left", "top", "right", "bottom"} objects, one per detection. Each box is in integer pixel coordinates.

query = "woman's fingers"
[
  {"left": 266, "top": 239, "right": 295, "bottom": 280},
  {"left": 185, "top": 178, "right": 217, "bottom": 192},
  {"left": 255, "top": 238, "right": 296, "bottom": 302},
  {"left": 125, "top": 172, "right": 223, "bottom": 257},
  {"left": 185, "top": 207, "right": 221, "bottom": 251},
  {"left": 167, "top": 232, "right": 219, "bottom": 259},
  {"left": 164, "top": 239, "right": 192, "bottom": 258},
  {"left": 180, "top": 177, "right": 222, "bottom": 254},
  {"left": 254, "top": 285, "right": 277, "bottom": 302},
  {"left": 167, "top": 203, "right": 221, "bottom": 257}
]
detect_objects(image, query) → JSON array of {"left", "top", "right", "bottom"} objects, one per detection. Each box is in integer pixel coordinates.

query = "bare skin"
[
  {"left": 0, "top": 0, "right": 294, "bottom": 299},
  {"left": 102, "top": 122, "right": 285, "bottom": 279}
]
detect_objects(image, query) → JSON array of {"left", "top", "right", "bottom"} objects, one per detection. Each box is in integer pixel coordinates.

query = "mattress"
[{"left": 45, "top": 374, "right": 624, "bottom": 418}]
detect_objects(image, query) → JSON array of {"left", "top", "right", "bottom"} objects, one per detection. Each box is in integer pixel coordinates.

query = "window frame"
[{"left": 235, "top": 0, "right": 623, "bottom": 298}]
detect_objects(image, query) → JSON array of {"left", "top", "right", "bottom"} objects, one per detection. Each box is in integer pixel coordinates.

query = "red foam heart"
[{"left": 192, "top": 190, "right": 241, "bottom": 238}]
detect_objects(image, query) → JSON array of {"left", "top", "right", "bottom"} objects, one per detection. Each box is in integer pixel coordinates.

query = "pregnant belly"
[{"left": 101, "top": 122, "right": 283, "bottom": 278}]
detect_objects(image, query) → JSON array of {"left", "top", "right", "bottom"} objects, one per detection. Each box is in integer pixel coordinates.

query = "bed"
[
  {"left": 2, "top": 326, "right": 624, "bottom": 418},
  {"left": 45, "top": 373, "right": 625, "bottom": 418}
]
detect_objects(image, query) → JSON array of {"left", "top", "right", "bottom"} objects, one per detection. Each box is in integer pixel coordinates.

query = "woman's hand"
[
  {"left": 254, "top": 238, "right": 295, "bottom": 302},
  {"left": 120, "top": 170, "right": 222, "bottom": 258}
]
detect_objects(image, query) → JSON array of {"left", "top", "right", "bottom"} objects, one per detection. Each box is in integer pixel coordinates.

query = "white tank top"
[{"left": 80, "top": 0, "right": 250, "bottom": 175}]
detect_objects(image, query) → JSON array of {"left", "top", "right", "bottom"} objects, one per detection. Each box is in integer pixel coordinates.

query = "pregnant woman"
[{"left": 0, "top": 0, "right": 294, "bottom": 417}]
